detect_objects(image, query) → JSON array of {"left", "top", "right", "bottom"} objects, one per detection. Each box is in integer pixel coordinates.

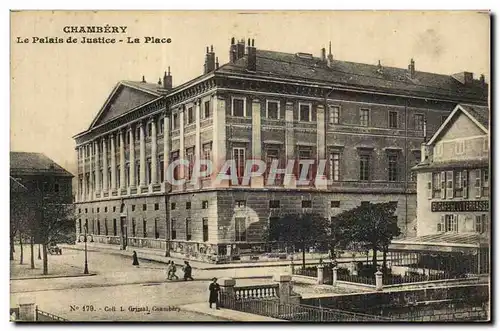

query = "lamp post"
[{"left": 79, "top": 225, "right": 93, "bottom": 275}]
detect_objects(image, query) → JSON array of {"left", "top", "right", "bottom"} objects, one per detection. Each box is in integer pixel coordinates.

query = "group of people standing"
[{"left": 132, "top": 251, "right": 221, "bottom": 309}]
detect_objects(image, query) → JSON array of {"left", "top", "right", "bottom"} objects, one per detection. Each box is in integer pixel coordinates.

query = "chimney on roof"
[
  {"left": 236, "top": 38, "right": 246, "bottom": 60},
  {"left": 377, "top": 60, "right": 383, "bottom": 74},
  {"left": 408, "top": 59, "right": 416, "bottom": 79},
  {"left": 142, "top": 75, "right": 146, "bottom": 83},
  {"left": 451, "top": 71, "right": 473, "bottom": 85},
  {"left": 327, "top": 41, "right": 334, "bottom": 68},
  {"left": 163, "top": 67, "right": 172, "bottom": 90},
  {"left": 247, "top": 38, "right": 256, "bottom": 72},
  {"left": 216, "top": 57, "right": 219, "bottom": 69},
  {"left": 229, "top": 37, "right": 237, "bottom": 63},
  {"left": 204, "top": 45, "right": 216, "bottom": 74},
  {"left": 321, "top": 48, "right": 326, "bottom": 62}
]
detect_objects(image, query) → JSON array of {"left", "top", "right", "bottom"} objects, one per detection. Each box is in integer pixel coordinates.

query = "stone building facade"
[{"left": 73, "top": 39, "right": 488, "bottom": 262}]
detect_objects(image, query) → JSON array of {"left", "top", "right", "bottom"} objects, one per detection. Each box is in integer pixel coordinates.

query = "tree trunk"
[
  {"left": 371, "top": 246, "right": 378, "bottom": 272},
  {"left": 42, "top": 243, "right": 48, "bottom": 275},
  {"left": 10, "top": 238, "right": 14, "bottom": 261},
  {"left": 19, "top": 235, "right": 24, "bottom": 265},
  {"left": 302, "top": 242, "right": 306, "bottom": 270},
  {"left": 30, "top": 236, "right": 35, "bottom": 269}
]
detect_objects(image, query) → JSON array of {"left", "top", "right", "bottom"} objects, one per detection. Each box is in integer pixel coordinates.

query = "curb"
[{"left": 10, "top": 273, "right": 98, "bottom": 281}]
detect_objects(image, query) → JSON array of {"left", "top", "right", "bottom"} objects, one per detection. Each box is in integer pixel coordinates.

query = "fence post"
[
  {"left": 350, "top": 260, "right": 358, "bottom": 276},
  {"left": 273, "top": 274, "right": 293, "bottom": 305},
  {"left": 332, "top": 266, "right": 338, "bottom": 286},
  {"left": 375, "top": 270, "right": 383, "bottom": 291},
  {"left": 317, "top": 264, "right": 324, "bottom": 285},
  {"left": 220, "top": 277, "right": 236, "bottom": 307},
  {"left": 289, "top": 259, "right": 295, "bottom": 274},
  {"left": 18, "top": 298, "right": 36, "bottom": 321}
]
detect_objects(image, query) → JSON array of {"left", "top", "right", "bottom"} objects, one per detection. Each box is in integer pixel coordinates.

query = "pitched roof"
[
  {"left": 121, "top": 80, "right": 166, "bottom": 96},
  {"left": 427, "top": 103, "right": 489, "bottom": 145},
  {"left": 10, "top": 152, "right": 74, "bottom": 177},
  {"left": 10, "top": 176, "right": 27, "bottom": 192},
  {"left": 217, "top": 50, "right": 487, "bottom": 102}
]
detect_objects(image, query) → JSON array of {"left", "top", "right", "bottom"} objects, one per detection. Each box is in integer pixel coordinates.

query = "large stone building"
[{"left": 73, "top": 38, "right": 488, "bottom": 262}]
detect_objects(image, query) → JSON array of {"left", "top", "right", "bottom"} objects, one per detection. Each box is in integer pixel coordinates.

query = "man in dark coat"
[
  {"left": 183, "top": 261, "right": 194, "bottom": 281},
  {"left": 132, "top": 251, "right": 139, "bottom": 266},
  {"left": 209, "top": 278, "right": 220, "bottom": 309}
]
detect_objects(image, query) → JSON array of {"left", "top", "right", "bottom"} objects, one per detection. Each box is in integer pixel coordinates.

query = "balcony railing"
[{"left": 234, "top": 284, "right": 279, "bottom": 300}]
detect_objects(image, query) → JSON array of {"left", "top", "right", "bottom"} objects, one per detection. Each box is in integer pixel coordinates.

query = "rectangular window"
[
  {"left": 202, "top": 201, "right": 209, "bottom": 209},
  {"left": 97, "top": 207, "right": 100, "bottom": 213},
  {"left": 232, "top": 98, "right": 245, "bottom": 117},
  {"left": 172, "top": 113, "right": 179, "bottom": 130},
  {"left": 54, "top": 183, "right": 60, "bottom": 192},
  {"left": 235, "top": 217, "right": 246, "bottom": 241},
  {"left": 202, "top": 143, "right": 212, "bottom": 177},
  {"left": 171, "top": 203, "right": 176, "bottom": 210},
  {"left": 186, "top": 202, "right": 191, "bottom": 210},
  {"left": 204, "top": 100, "right": 211, "bottom": 119},
  {"left": 482, "top": 169, "right": 489, "bottom": 197},
  {"left": 202, "top": 218, "right": 209, "bottom": 242},
  {"left": 360, "top": 108, "right": 370, "bottom": 127},
  {"left": 475, "top": 169, "right": 482, "bottom": 198},
  {"left": 388, "top": 154, "right": 398, "bottom": 182},
  {"left": 185, "top": 218, "right": 192, "bottom": 241},
  {"left": 104, "top": 219, "right": 108, "bottom": 235},
  {"left": 440, "top": 171, "right": 446, "bottom": 199},
  {"left": 265, "top": 148, "right": 283, "bottom": 185},
  {"left": 146, "top": 159, "right": 152, "bottom": 184},
  {"left": 359, "top": 154, "right": 370, "bottom": 181},
  {"left": 329, "top": 106, "right": 340, "bottom": 124},
  {"left": 147, "top": 122, "right": 153, "bottom": 138},
  {"left": 113, "top": 206, "right": 116, "bottom": 212},
  {"left": 298, "top": 149, "right": 313, "bottom": 182},
  {"left": 131, "top": 205, "right": 135, "bottom": 211},
  {"left": 143, "top": 204, "right": 147, "bottom": 211},
  {"left": 171, "top": 151, "right": 180, "bottom": 180},
  {"left": 446, "top": 171, "right": 454, "bottom": 199},
  {"left": 445, "top": 215, "right": 458, "bottom": 232},
  {"left": 143, "top": 219, "right": 147, "bottom": 238},
  {"left": 125, "top": 163, "right": 130, "bottom": 186},
  {"left": 301, "top": 200, "right": 312, "bottom": 208},
  {"left": 414, "top": 114, "right": 425, "bottom": 131},
  {"left": 131, "top": 219, "right": 136, "bottom": 237},
  {"left": 113, "top": 219, "right": 117, "bottom": 236},
  {"left": 187, "top": 107, "right": 194, "bottom": 124},
  {"left": 233, "top": 147, "right": 246, "bottom": 180},
  {"left": 269, "top": 200, "right": 280, "bottom": 208},
  {"left": 432, "top": 172, "right": 441, "bottom": 198},
  {"left": 476, "top": 214, "right": 488, "bottom": 233},
  {"left": 329, "top": 152, "right": 340, "bottom": 181},
  {"left": 299, "top": 103, "right": 311, "bottom": 122},
  {"left": 104, "top": 207, "right": 107, "bottom": 213},
  {"left": 85, "top": 208, "right": 88, "bottom": 214},
  {"left": 453, "top": 171, "right": 463, "bottom": 198},
  {"left": 186, "top": 147, "right": 194, "bottom": 180},
  {"left": 266, "top": 100, "right": 279, "bottom": 119},
  {"left": 154, "top": 218, "right": 159, "bottom": 239},
  {"left": 154, "top": 203, "right": 159, "bottom": 211},
  {"left": 455, "top": 140, "right": 465, "bottom": 155},
  {"left": 159, "top": 155, "right": 164, "bottom": 183},
  {"left": 159, "top": 118, "right": 164, "bottom": 135},
  {"left": 389, "top": 111, "right": 398, "bottom": 128},
  {"left": 331, "top": 201, "right": 340, "bottom": 208},
  {"left": 236, "top": 200, "right": 246, "bottom": 208},
  {"left": 171, "top": 219, "right": 177, "bottom": 240}
]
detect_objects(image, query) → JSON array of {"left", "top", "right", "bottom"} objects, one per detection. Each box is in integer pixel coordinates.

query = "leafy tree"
[
  {"left": 334, "top": 202, "right": 401, "bottom": 274},
  {"left": 328, "top": 215, "right": 353, "bottom": 263},
  {"left": 268, "top": 212, "right": 329, "bottom": 269}
]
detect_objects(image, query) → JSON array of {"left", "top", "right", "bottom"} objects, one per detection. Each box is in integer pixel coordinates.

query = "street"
[{"left": 10, "top": 247, "right": 274, "bottom": 321}]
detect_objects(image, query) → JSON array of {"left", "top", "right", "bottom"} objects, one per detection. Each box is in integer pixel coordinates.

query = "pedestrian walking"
[
  {"left": 209, "top": 277, "right": 221, "bottom": 309},
  {"left": 169, "top": 261, "right": 179, "bottom": 280},
  {"left": 182, "top": 261, "right": 194, "bottom": 281},
  {"left": 132, "top": 251, "right": 140, "bottom": 266}
]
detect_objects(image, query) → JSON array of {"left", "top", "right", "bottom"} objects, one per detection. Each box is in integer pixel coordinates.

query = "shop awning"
[{"left": 389, "top": 233, "right": 488, "bottom": 254}]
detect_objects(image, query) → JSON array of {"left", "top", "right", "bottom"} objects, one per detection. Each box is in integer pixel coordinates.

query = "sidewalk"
[
  {"left": 179, "top": 302, "right": 284, "bottom": 322},
  {"left": 61, "top": 242, "right": 381, "bottom": 270}
]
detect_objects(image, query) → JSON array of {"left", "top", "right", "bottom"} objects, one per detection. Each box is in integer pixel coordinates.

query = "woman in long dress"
[{"left": 132, "top": 251, "right": 139, "bottom": 266}]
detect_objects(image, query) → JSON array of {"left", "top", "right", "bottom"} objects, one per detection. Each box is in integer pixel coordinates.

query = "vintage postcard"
[{"left": 9, "top": 10, "right": 490, "bottom": 322}]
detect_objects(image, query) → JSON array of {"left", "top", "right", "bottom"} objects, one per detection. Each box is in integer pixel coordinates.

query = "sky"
[{"left": 10, "top": 11, "right": 490, "bottom": 176}]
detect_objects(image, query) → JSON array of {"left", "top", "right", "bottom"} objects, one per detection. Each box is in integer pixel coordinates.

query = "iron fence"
[
  {"left": 293, "top": 267, "right": 318, "bottom": 278},
  {"left": 337, "top": 273, "right": 376, "bottom": 285},
  {"left": 220, "top": 294, "right": 394, "bottom": 322}
]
